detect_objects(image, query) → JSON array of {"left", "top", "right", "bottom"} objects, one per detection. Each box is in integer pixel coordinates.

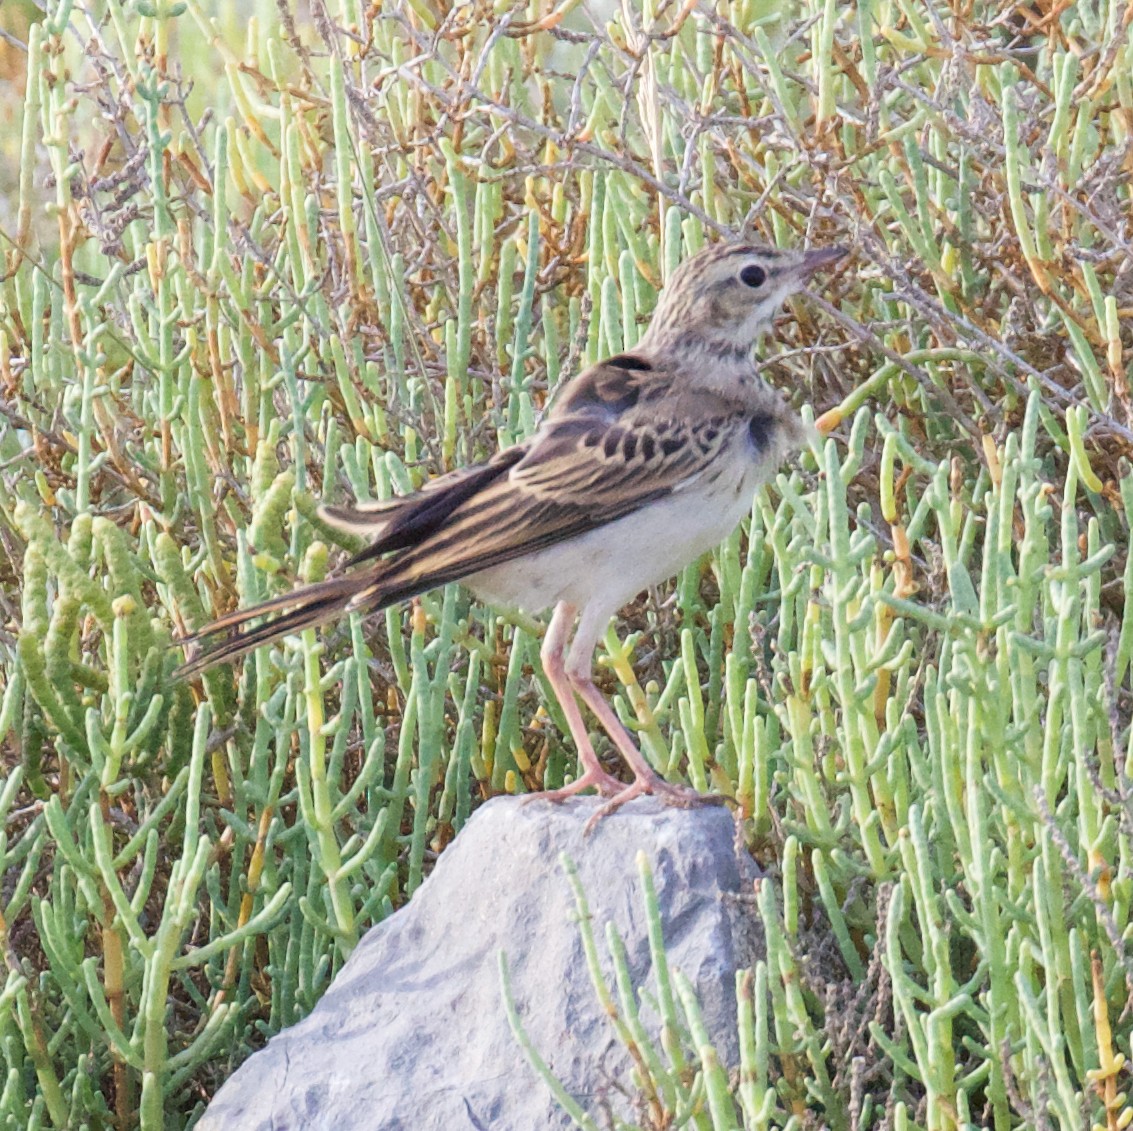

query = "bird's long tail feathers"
[{"left": 174, "top": 574, "right": 379, "bottom": 680}]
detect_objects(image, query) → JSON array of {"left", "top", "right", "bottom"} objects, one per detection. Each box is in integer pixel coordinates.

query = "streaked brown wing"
[
  {"left": 367, "top": 388, "right": 745, "bottom": 601},
  {"left": 320, "top": 445, "right": 528, "bottom": 567}
]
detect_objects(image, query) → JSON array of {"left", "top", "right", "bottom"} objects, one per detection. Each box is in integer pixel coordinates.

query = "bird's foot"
[
  {"left": 528, "top": 766, "right": 626, "bottom": 804},
  {"left": 583, "top": 772, "right": 725, "bottom": 834}
]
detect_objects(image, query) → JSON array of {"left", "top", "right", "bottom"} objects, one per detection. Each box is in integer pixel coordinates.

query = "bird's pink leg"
[
  {"left": 535, "top": 601, "right": 625, "bottom": 801},
  {"left": 565, "top": 607, "right": 721, "bottom": 829}
]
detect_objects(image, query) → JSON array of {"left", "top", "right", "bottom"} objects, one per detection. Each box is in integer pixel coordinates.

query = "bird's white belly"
[{"left": 466, "top": 454, "right": 767, "bottom": 618}]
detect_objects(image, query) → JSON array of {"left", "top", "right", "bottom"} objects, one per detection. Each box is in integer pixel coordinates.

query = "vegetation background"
[{"left": 0, "top": 0, "right": 1131, "bottom": 1127}]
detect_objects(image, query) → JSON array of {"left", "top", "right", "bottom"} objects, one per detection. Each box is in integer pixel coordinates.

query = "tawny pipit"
[{"left": 178, "top": 242, "right": 845, "bottom": 820}]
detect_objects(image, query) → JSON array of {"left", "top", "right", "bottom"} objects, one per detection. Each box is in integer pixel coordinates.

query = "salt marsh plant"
[{"left": 0, "top": 1, "right": 1130, "bottom": 1127}]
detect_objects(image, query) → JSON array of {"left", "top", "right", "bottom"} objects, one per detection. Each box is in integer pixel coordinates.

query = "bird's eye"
[{"left": 739, "top": 264, "right": 766, "bottom": 288}]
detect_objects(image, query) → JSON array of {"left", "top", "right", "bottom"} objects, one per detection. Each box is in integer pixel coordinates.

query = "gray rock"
[{"left": 198, "top": 795, "right": 763, "bottom": 1131}]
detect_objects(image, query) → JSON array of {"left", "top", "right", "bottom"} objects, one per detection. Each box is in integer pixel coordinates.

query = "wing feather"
[
  {"left": 319, "top": 446, "right": 528, "bottom": 567},
  {"left": 368, "top": 369, "right": 748, "bottom": 596}
]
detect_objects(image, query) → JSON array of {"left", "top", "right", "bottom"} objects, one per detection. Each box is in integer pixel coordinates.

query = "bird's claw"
[
  {"left": 583, "top": 773, "right": 725, "bottom": 834},
  {"left": 528, "top": 763, "right": 726, "bottom": 833},
  {"left": 528, "top": 767, "right": 625, "bottom": 804}
]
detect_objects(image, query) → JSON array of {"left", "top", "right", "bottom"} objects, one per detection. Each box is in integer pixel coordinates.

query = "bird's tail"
[{"left": 174, "top": 573, "right": 381, "bottom": 680}]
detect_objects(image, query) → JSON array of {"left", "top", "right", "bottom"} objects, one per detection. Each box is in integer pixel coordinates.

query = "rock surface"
[{"left": 198, "top": 795, "right": 762, "bottom": 1131}]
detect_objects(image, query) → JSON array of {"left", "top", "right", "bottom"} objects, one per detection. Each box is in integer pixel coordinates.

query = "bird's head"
[{"left": 642, "top": 242, "right": 846, "bottom": 357}]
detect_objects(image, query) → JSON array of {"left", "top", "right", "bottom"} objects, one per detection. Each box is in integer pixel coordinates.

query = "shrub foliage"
[{"left": 0, "top": 1, "right": 1131, "bottom": 1128}]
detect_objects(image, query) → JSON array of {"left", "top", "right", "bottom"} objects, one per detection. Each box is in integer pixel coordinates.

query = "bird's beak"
[{"left": 799, "top": 245, "right": 849, "bottom": 277}]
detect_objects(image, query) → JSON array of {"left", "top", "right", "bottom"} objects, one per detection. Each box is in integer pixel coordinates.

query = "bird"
[{"left": 176, "top": 240, "right": 845, "bottom": 822}]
